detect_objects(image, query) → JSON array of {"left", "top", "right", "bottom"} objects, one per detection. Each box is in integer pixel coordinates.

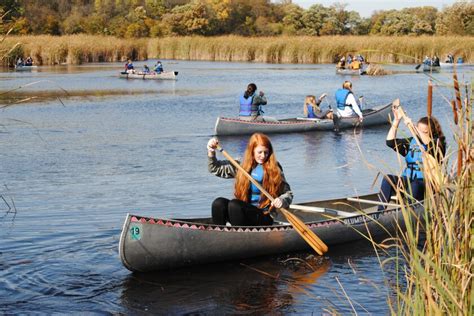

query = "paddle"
[
  {"left": 216, "top": 144, "right": 328, "bottom": 255},
  {"left": 415, "top": 63, "right": 422, "bottom": 70},
  {"left": 392, "top": 99, "right": 442, "bottom": 188}
]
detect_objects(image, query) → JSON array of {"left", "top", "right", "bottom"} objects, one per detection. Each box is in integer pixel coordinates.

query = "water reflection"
[{"left": 120, "top": 256, "right": 330, "bottom": 314}]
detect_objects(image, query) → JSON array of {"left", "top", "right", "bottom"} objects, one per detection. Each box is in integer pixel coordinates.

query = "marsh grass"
[
  {"left": 1, "top": 35, "right": 473, "bottom": 66},
  {"left": 373, "top": 73, "right": 473, "bottom": 314}
]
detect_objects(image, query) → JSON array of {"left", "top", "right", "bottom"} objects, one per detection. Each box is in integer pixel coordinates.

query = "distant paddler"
[{"left": 239, "top": 83, "right": 276, "bottom": 122}]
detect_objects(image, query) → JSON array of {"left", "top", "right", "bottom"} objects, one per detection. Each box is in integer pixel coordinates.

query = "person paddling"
[
  {"left": 207, "top": 133, "right": 293, "bottom": 226},
  {"left": 238, "top": 83, "right": 268, "bottom": 121},
  {"left": 378, "top": 104, "right": 446, "bottom": 210},
  {"left": 334, "top": 81, "right": 363, "bottom": 121},
  {"left": 303, "top": 94, "right": 333, "bottom": 119}
]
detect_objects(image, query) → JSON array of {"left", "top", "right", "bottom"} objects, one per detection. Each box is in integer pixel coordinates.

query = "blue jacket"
[
  {"left": 402, "top": 138, "right": 426, "bottom": 180},
  {"left": 335, "top": 88, "right": 352, "bottom": 110},
  {"left": 239, "top": 94, "right": 254, "bottom": 116}
]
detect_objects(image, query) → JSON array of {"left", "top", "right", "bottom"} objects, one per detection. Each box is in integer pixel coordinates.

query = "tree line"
[{"left": 1, "top": 0, "right": 473, "bottom": 37}]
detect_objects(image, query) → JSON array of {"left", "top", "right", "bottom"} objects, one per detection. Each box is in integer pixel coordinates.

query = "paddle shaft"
[{"left": 216, "top": 145, "right": 328, "bottom": 255}]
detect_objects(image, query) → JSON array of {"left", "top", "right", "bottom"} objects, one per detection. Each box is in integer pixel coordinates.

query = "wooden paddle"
[
  {"left": 216, "top": 144, "right": 328, "bottom": 255},
  {"left": 392, "top": 99, "right": 442, "bottom": 188}
]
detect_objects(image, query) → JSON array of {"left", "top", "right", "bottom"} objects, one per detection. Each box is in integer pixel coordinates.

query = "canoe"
[
  {"left": 439, "top": 62, "right": 467, "bottom": 68},
  {"left": 422, "top": 64, "right": 441, "bottom": 72},
  {"left": 14, "top": 65, "right": 38, "bottom": 71},
  {"left": 335, "top": 67, "right": 366, "bottom": 75},
  {"left": 119, "top": 193, "right": 422, "bottom": 272},
  {"left": 119, "top": 71, "right": 178, "bottom": 80},
  {"left": 214, "top": 102, "right": 392, "bottom": 136}
]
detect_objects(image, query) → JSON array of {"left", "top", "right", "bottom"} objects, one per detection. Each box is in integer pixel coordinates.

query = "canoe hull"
[
  {"left": 214, "top": 103, "right": 392, "bottom": 136},
  {"left": 119, "top": 71, "right": 178, "bottom": 80},
  {"left": 119, "top": 194, "right": 421, "bottom": 272},
  {"left": 14, "top": 65, "right": 38, "bottom": 71},
  {"left": 422, "top": 64, "right": 441, "bottom": 72},
  {"left": 336, "top": 67, "right": 366, "bottom": 75}
]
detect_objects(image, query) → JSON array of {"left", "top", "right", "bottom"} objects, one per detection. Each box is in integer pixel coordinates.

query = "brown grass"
[{"left": 1, "top": 35, "right": 473, "bottom": 66}]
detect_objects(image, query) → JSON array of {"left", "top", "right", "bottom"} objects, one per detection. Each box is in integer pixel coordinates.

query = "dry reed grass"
[
  {"left": 375, "top": 74, "right": 473, "bottom": 314},
  {"left": 1, "top": 35, "right": 473, "bottom": 66}
]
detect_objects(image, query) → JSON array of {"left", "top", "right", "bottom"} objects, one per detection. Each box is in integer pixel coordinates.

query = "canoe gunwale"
[{"left": 121, "top": 203, "right": 400, "bottom": 234}]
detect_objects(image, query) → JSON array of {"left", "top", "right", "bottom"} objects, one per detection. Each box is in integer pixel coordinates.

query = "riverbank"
[{"left": 2, "top": 35, "right": 473, "bottom": 66}]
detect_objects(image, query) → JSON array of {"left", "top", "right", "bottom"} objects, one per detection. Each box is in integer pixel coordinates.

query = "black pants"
[
  {"left": 212, "top": 197, "right": 273, "bottom": 226},
  {"left": 378, "top": 174, "right": 425, "bottom": 211}
]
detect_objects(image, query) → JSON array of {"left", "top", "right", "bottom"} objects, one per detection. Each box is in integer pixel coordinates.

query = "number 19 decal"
[{"left": 130, "top": 225, "right": 141, "bottom": 240}]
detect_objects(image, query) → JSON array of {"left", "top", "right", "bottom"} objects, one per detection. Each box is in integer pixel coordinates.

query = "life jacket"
[
  {"left": 306, "top": 104, "right": 317, "bottom": 118},
  {"left": 239, "top": 94, "right": 254, "bottom": 116},
  {"left": 401, "top": 138, "right": 426, "bottom": 180},
  {"left": 249, "top": 164, "right": 264, "bottom": 206},
  {"left": 335, "top": 89, "right": 352, "bottom": 110},
  {"left": 351, "top": 60, "right": 361, "bottom": 70}
]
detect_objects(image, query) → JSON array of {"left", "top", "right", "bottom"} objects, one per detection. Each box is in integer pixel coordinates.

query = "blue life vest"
[
  {"left": 239, "top": 94, "right": 254, "bottom": 116},
  {"left": 335, "top": 89, "right": 352, "bottom": 110},
  {"left": 250, "top": 164, "right": 264, "bottom": 206},
  {"left": 127, "top": 63, "right": 134, "bottom": 70},
  {"left": 402, "top": 138, "right": 426, "bottom": 180},
  {"left": 306, "top": 104, "right": 316, "bottom": 118}
]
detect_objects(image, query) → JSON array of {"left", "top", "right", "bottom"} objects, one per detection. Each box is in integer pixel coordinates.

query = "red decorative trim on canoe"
[
  {"left": 220, "top": 117, "right": 316, "bottom": 125},
  {"left": 128, "top": 208, "right": 399, "bottom": 232}
]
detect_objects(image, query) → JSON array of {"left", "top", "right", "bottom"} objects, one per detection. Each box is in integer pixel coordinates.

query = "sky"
[{"left": 292, "top": 0, "right": 459, "bottom": 17}]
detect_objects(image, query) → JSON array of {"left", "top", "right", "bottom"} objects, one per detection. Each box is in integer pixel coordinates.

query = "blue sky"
[{"left": 292, "top": 0, "right": 458, "bottom": 17}]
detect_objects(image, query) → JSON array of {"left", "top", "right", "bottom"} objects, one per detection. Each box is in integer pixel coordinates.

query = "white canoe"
[{"left": 119, "top": 71, "right": 178, "bottom": 80}]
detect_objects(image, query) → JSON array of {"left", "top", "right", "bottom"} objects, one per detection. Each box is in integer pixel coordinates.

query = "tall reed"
[
  {"left": 1, "top": 35, "right": 473, "bottom": 66},
  {"left": 381, "top": 74, "right": 472, "bottom": 314}
]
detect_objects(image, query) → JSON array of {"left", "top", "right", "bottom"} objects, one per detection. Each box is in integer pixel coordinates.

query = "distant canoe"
[
  {"left": 119, "top": 193, "right": 422, "bottom": 272},
  {"left": 422, "top": 64, "right": 441, "bottom": 72},
  {"left": 336, "top": 67, "right": 366, "bottom": 75},
  {"left": 14, "top": 65, "right": 38, "bottom": 71},
  {"left": 119, "top": 71, "right": 178, "bottom": 80},
  {"left": 439, "top": 62, "right": 467, "bottom": 68},
  {"left": 214, "top": 102, "right": 392, "bottom": 136}
]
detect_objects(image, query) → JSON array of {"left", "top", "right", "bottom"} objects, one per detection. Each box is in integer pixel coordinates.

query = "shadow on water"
[{"left": 120, "top": 255, "right": 332, "bottom": 314}]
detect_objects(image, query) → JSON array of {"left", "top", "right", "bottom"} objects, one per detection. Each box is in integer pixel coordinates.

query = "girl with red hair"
[{"left": 207, "top": 133, "right": 293, "bottom": 226}]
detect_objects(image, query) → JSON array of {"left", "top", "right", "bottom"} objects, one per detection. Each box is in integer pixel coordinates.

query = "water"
[{"left": 0, "top": 61, "right": 471, "bottom": 314}]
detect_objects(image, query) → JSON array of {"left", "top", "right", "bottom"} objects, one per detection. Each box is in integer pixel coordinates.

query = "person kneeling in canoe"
[
  {"left": 239, "top": 83, "right": 275, "bottom": 122},
  {"left": 377, "top": 105, "right": 446, "bottom": 210},
  {"left": 304, "top": 94, "right": 333, "bottom": 119},
  {"left": 207, "top": 133, "right": 293, "bottom": 226}
]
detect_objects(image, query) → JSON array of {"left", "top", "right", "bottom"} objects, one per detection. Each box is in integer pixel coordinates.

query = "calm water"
[{"left": 0, "top": 61, "right": 471, "bottom": 314}]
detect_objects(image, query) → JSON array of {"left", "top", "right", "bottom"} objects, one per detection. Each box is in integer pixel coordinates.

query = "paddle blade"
[
  {"left": 415, "top": 64, "right": 421, "bottom": 70},
  {"left": 281, "top": 208, "right": 328, "bottom": 255}
]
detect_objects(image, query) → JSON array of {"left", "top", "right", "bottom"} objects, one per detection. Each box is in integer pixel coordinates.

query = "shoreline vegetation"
[{"left": 2, "top": 35, "right": 473, "bottom": 66}]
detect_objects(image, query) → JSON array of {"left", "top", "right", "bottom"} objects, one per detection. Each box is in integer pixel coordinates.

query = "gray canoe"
[
  {"left": 214, "top": 102, "right": 392, "bottom": 136},
  {"left": 119, "top": 193, "right": 421, "bottom": 272},
  {"left": 14, "top": 65, "right": 38, "bottom": 71},
  {"left": 422, "top": 64, "right": 441, "bottom": 72},
  {"left": 335, "top": 67, "right": 366, "bottom": 75},
  {"left": 119, "top": 71, "right": 178, "bottom": 80}
]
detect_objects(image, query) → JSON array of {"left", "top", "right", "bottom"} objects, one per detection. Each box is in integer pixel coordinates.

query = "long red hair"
[{"left": 234, "top": 133, "right": 283, "bottom": 209}]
